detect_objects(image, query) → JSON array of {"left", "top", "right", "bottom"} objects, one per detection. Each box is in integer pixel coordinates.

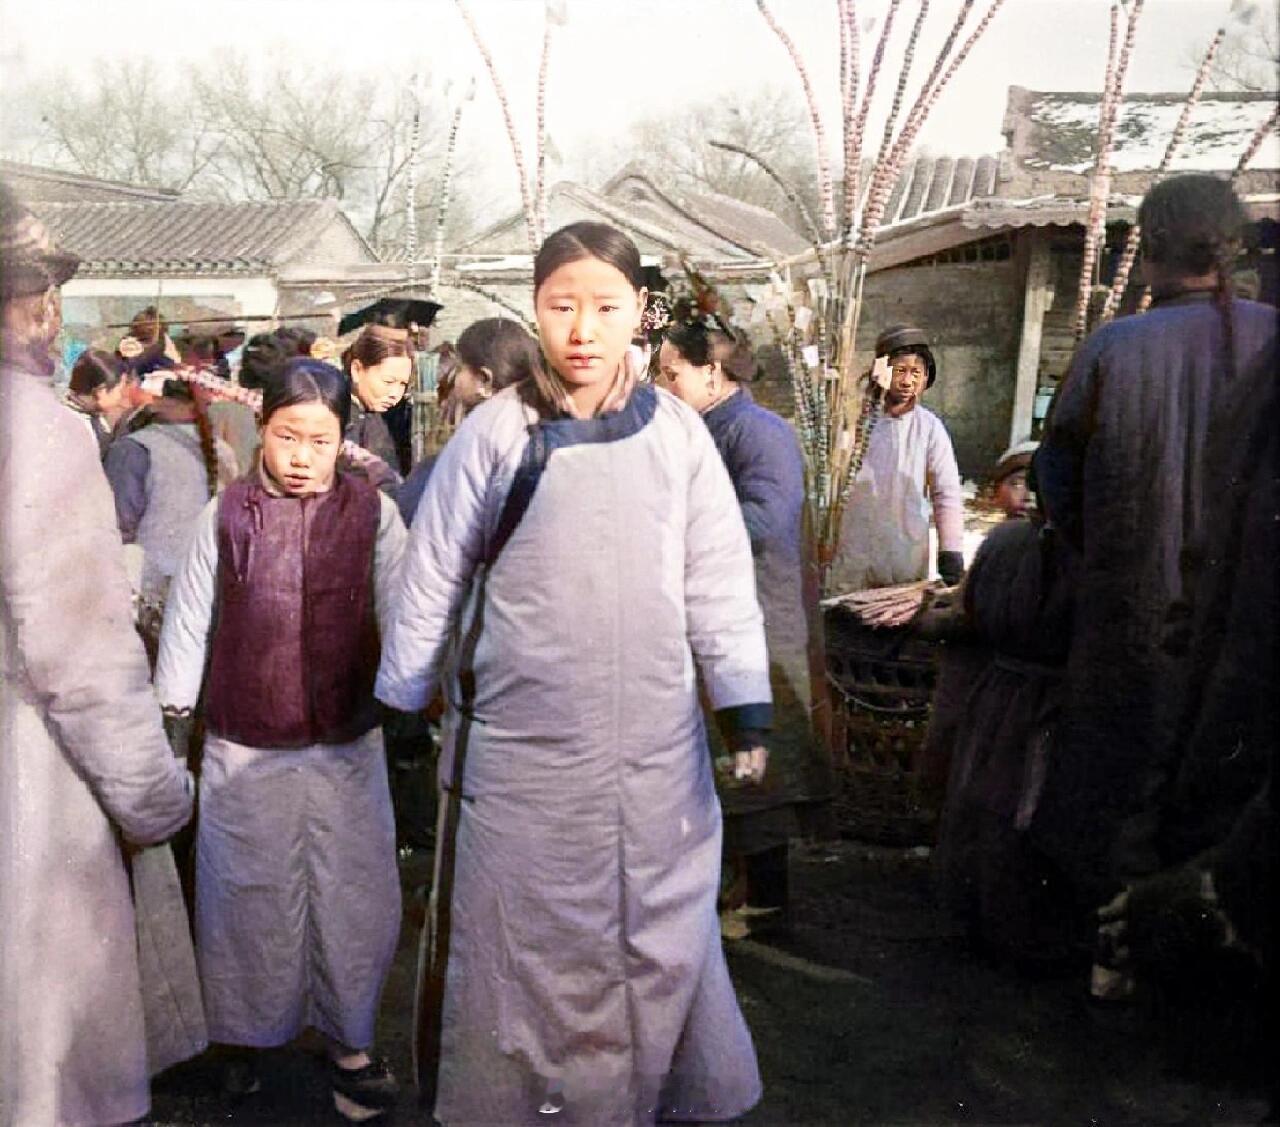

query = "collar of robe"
[{"left": 1148, "top": 284, "right": 1219, "bottom": 307}]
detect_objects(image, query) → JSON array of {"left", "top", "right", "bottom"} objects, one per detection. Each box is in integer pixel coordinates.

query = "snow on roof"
[{"left": 1022, "top": 92, "right": 1278, "bottom": 174}]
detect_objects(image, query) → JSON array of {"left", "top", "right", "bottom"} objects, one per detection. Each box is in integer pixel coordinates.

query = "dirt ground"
[{"left": 146, "top": 840, "right": 1270, "bottom": 1127}]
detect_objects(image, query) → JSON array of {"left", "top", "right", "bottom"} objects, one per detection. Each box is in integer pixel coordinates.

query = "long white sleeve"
[
  {"left": 153, "top": 497, "right": 220, "bottom": 710},
  {"left": 375, "top": 413, "right": 496, "bottom": 712},
  {"left": 925, "top": 412, "right": 965, "bottom": 554},
  {"left": 373, "top": 493, "right": 407, "bottom": 636}
]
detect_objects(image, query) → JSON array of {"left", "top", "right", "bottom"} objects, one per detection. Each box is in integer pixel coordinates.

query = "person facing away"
[
  {"left": 659, "top": 319, "right": 836, "bottom": 932},
  {"left": 0, "top": 181, "right": 195, "bottom": 1127},
  {"left": 1031, "top": 173, "right": 1280, "bottom": 908},
  {"left": 1090, "top": 283, "right": 1279, "bottom": 1026},
  {"left": 342, "top": 322, "right": 412, "bottom": 486},
  {"left": 376, "top": 221, "right": 771, "bottom": 1125},
  {"left": 154, "top": 359, "right": 407, "bottom": 1121},
  {"left": 394, "top": 316, "right": 541, "bottom": 526},
  {"left": 828, "top": 324, "right": 966, "bottom": 593},
  {"left": 63, "top": 347, "right": 137, "bottom": 458},
  {"left": 103, "top": 378, "right": 235, "bottom": 640}
]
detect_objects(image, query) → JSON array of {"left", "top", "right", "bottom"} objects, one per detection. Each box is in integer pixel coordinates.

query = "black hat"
[
  {"left": 875, "top": 323, "right": 936, "bottom": 388},
  {"left": 0, "top": 181, "right": 80, "bottom": 299},
  {"left": 338, "top": 296, "right": 442, "bottom": 337}
]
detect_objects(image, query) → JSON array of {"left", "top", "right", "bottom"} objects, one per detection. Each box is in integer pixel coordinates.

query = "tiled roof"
[
  {"left": 1004, "top": 86, "right": 1279, "bottom": 175},
  {"left": 876, "top": 153, "right": 1004, "bottom": 228},
  {"left": 601, "top": 167, "right": 810, "bottom": 257},
  {"left": 33, "top": 199, "right": 370, "bottom": 275},
  {"left": 456, "top": 165, "right": 809, "bottom": 262},
  {"left": 1, "top": 159, "right": 180, "bottom": 203}
]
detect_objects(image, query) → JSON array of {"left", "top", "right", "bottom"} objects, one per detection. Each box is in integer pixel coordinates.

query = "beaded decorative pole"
[
  {"left": 455, "top": 0, "right": 563, "bottom": 253},
  {"left": 1072, "top": 0, "right": 1145, "bottom": 342},
  {"left": 432, "top": 87, "right": 471, "bottom": 291},
  {"left": 1100, "top": 26, "right": 1224, "bottom": 324},
  {"left": 454, "top": 0, "right": 538, "bottom": 253},
  {"left": 743, "top": 0, "right": 1007, "bottom": 591},
  {"left": 406, "top": 74, "right": 423, "bottom": 270}
]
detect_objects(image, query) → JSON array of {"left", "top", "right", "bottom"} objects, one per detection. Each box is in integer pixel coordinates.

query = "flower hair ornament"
[
  {"left": 646, "top": 258, "right": 741, "bottom": 347},
  {"left": 640, "top": 292, "right": 671, "bottom": 334}
]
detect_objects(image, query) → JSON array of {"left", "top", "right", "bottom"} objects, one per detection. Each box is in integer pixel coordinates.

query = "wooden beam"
[{"left": 1009, "top": 230, "right": 1052, "bottom": 445}]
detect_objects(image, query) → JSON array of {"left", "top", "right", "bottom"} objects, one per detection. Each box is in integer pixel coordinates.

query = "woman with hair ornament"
[
  {"left": 377, "top": 221, "right": 770, "bottom": 1124},
  {"left": 659, "top": 309, "right": 836, "bottom": 935}
]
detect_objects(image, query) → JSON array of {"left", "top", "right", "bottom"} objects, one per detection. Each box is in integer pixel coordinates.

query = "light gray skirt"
[{"left": 196, "top": 728, "right": 401, "bottom": 1050}]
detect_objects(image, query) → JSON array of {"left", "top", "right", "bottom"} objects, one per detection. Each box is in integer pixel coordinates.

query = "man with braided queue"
[{"left": 1032, "top": 174, "right": 1279, "bottom": 926}]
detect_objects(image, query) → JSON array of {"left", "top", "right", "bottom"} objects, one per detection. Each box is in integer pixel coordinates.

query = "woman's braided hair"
[
  {"left": 159, "top": 379, "right": 220, "bottom": 497},
  {"left": 1138, "top": 174, "right": 1248, "bottom": 384}
]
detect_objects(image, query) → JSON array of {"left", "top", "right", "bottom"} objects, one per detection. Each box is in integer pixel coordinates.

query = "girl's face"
[
  {"left": 260, "top": 401, "right": 343, "bottom": 496},
  {"left": 535, "top": 256, "right": 644, "bottom": 398},
  {"left": 352, "top": 355, "right": 412, "bottom": 413},
  {"left": 995, "top": 468, "right": 1031, "bottom": 519},
  {"left": 658, "top": 339, "right": 720, "bottom": 412}
]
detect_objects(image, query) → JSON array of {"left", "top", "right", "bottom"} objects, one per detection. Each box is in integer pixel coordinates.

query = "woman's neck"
[
  {"left": 568, "top": 382, "right": 609, "bottom": 418},
  {"left": 700, "top": 383, "right": 741, "bottom": 415}
]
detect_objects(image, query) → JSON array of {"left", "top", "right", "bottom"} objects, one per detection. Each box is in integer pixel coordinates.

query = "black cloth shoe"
[
  {"left": 329, "top": 1057, "right": 398, "bottom": 1121},
  {"left": 222, "top": 1058, "right": 261, "bottom": 1099}
]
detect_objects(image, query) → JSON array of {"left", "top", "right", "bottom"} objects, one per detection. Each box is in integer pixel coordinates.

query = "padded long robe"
[
  {"left": 154, "top": 488, "right": 406, "bottom": 1051},
  {"left": 376, "top": 382, "right": 771, "bottom": 1126},
  {"left": 1034, "top": 292, "right": 1278, "bottom": 899},
  {"left": 1, "top": 363, "right": 195, "bottom": 1127},
  {"left": 828, "top": 402, "right": 964, "bottom": 594},
  {"left": 701, "top": 387, "right": 834, "bottom": 842}
]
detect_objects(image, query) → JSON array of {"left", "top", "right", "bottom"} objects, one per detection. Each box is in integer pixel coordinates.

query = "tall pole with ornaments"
[{"left": 725, "top": 0, "right": 1007, "bottom": 591}]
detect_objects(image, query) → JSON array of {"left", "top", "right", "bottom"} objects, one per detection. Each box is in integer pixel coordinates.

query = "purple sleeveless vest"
[{"left": 205, "top": 472, "right": 382, "bottom": 748}]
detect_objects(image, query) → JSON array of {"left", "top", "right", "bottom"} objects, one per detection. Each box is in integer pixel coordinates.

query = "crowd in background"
[{"left": 1, "top": 170, "right": 1276, "bottom": 1127}]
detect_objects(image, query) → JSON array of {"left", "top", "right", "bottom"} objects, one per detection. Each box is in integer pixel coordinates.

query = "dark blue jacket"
[{"left": 701, "top": 387, "right": 834, "bottom": 821}]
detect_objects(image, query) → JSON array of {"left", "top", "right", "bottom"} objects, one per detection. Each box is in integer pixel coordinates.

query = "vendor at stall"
[{"left": 828, "top": 324, "right": 965, "bottom": 593}]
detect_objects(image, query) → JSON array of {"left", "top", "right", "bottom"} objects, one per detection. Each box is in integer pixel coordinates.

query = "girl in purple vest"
[{"left": 155, "top": 359, "right": 406, "bottom": 1120}]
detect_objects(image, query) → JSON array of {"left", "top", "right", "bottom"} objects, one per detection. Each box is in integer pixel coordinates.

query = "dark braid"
[
  {"left": 191, "top": 391, "right": 221, "bottom": 498},
  {"left": 1138, "top": 172, "right": 1245, "bottom": 380},
  {"left": 158, "top": 377, "right": 221, "bottom": 496},
  {"left": 1138, "top": 174, "right": 1246, "bottom": 550}
]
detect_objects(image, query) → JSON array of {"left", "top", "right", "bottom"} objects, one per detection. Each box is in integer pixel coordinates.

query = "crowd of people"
[{"left": 0, "top": 167, "right": 1275, "bottom": 1127}]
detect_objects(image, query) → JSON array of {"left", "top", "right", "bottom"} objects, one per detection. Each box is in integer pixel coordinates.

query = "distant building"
[
  {"left": 427, "top": 164, "right": 810, "bottom": 342},
  {"left": 840, "top": 87, "right": 1279, "bottom": 470},
  {"left": 3, "top": 160, "right": 430, "bottom": 346}
]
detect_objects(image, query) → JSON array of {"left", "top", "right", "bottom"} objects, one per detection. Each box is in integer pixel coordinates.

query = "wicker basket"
[{"left": 825, "top": 604, "right": 940, "bottom": 846}]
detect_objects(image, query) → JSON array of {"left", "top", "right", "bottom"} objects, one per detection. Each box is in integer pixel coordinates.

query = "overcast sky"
[{"left": 0, "top": 0, "right": 1270, "bottom": 214}]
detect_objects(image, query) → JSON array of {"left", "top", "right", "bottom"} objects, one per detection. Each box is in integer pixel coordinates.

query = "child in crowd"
[
  {"left": 922, "top": 442, "right": 1083, "bottom": 967},
  {"left": 155, "top": 359, "right": 406, "bottom": 1121},
  {"left": 395, "top": 316, "right": 541, "bottom": 526}
]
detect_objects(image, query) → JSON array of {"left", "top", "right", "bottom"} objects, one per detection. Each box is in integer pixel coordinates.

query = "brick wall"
[{"left": 740, "top": 260, "right": 1022, "bottom": 478}]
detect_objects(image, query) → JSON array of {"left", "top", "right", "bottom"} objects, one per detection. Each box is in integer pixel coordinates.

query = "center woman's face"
[
  {"left": 534, "top": 257, "right": 643, "bottom": 391},
  {"left": 352, "top": 355, "right": 412, "bottom": 413}
]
